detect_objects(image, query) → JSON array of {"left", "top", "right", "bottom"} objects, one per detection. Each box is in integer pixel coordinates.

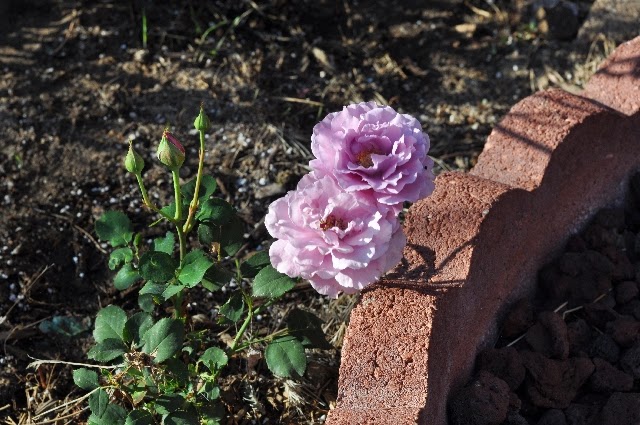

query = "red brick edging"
[{"left": 326, "top": 36, "right": 640, "bottom": 425}]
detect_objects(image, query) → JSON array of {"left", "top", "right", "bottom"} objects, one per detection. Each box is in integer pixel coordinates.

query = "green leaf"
[
  {"left": 141, "top": 318, "right": 184, "bottom": 363},
  {"left": 178, "top": 250, "right": 213, "bottom": 287},
  {"left": 139, "top": 251, "right": 177, "bottom": 282},
  {"left": 199, "top": 402, "right": 225, "bottom": 424},
  {"left": 182, "top": 175, "right": 217, "bottom": 203},
  {"left": 95, "top": 211, "right": 133, "bottom": 248},
  {"left": 138, "top": 294, "right": 155, "bottom": 313},
  {"left": 73, "top": 368, "right": 99, "bottom": 390},
  {"left": 199, "top": 347, "right": 228, "bottom": 372},
  {"left": 113, "top": 263, "right": 141, "bottom": 290},
  {"left": 197, "top": 215, "right": 244, "bottom": 256},
  {"left": 286, "top": 309, "right": 332, "bottom": 349},
  {"left": 93, "top": 305, "right": 127, "bottom": 343},
  {"left": 123, "top": 312, "right": 154, "bottom": 347},
  {"left": 160, "top": 201, "right": 186, "bottom": 221},
  {"left": 165, "top": 358, "right": 189, "bottom": 386},
  {"left": 87, "top": 339, "right": 127, "bottom": 362},
  {"left": 239, "top": 251, "right": 270, "bottom": 278},
  {"left": 218, "top": 292, "right": 244, "bottom": 323},
  {"left": 198, "top": 382, "right": 220, "bottom": 401},
  {"left": 195, "top": 198, "right": 234, "bottom": 225},
  {"left": 109, "top": 247, "right": 134, "bottom": 270},
  {"left": 139, "top": 281, "right": 168, "bottom": 296},
  {"left": 154, "top": 393, "right": 186, "bottom": 416},
  {"left": 265, "top": 336, "right": 306, "bottom": 378},
  {"left": 164, "top": 408, "right": 199, "bottom": 425},
  {"left": 125, "top": 410, "right": 154, "bottom": 425},
  {"left": 153, "top": 232, "right": 175, "bottom": 255},
  {"left": 88, "top": 389, "right": 109, "bottom": 418},
  {"left": 161, "top": 283, "right": 185, "bottom": 301},
  {"left": 252, "top": 266, "right": 295, "bottom": 299},
  {"left": 88, "top": 389, "right": 127, "bottom": 424},
  {"left": 201, "top": 267, "right": 234, "bottom": 292}
]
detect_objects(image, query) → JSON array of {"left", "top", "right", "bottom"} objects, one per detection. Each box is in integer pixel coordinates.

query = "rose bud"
[
  {"left": 193, "top": 105, "right": 210, "bottom": 132},
  {"left": 124, "top": 140, "right": 145, "bottom": 175},
  {"left": 157, "top": 130, "right": 185, "bottom": 171}
]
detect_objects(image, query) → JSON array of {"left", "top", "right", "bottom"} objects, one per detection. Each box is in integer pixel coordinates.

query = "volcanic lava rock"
[
  {"left": 521, "top": 351, "right": 594, "bottom": 409},
  {"left": 589, "top": 357, "right": 634, "bottom": 392},
  {"left": 525, "top": 311, "right": 570, "bottom": 359},
  {"left": 599, "top": 392, "right": 640, "bottom": 425},
  {"left": 477, "top": 346, "right": 525, "bottom": 391},
  {"left": 448, "top": 371, "right": 510, "bottom": 425}
]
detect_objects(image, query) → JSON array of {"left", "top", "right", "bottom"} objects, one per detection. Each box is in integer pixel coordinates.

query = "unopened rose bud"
[
  {"left": 193, "top": 105, "right": 210, "bottom": 132},
  {"left": 124, "top": 140, "right": 144, "bottom": 175},
  {"left": 157, "top": 130, "right": 185, "bottom": 171}
]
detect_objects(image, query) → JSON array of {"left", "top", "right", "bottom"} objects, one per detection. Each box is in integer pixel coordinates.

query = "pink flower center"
[
  {"left": 355, "top": 148, "right": 384, "bottom": 168},
  {"left": 320, "top": 214, "right": 347, "bottom": 231}
]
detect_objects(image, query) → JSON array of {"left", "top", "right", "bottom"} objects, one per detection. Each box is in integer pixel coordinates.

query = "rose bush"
[
  {"left": 309, "top": 101, "right": 434, "bottom": 210},
  {"left": 266, "top": 174, "right": 405, "bottom": 297}
]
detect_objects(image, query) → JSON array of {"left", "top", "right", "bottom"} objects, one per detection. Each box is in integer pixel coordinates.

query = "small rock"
[
  {"left": 477, "top": 346, "right": 525, "bottom": 390},
  {"left": 589, "top": 334, "right": 621, "bottom": 364},
  {"left": 525, "top": 311, "right": 570, "bottom": 359},
  {"left": 583, "top": 303, "right": 619, "bottom": 329},
  {"left": 558, "top": 252, "right": 583, "bottom": 277},
  {"left": 594, "top": 208, "right": 626, "bottom": 230},
  {"left": 565, "top": 234, "right": 587, "bottom": 252},
  {"left": 584, "top": 249, "right": 616, "bottom": 276},
  {"left": 582, "top": 224, "right": 616, "bottom": 250},
  {"left": 602, "top": 246, "right": 636, "bottom": 281},
  {"left": 537, "top": 409, "right": 566, "bottom": 425},
  {"left": 615, "top": 281, "right": 639, "bottom": 305},
  {"left": 505, "top": 411, "right": 528, "bottom": 425},
  {"left": 448, "top": 371, "right": 510, "bottom": 425},
  {"left": 521, "top": 351, "right": 594, "bottom": 409},
  {"left": 606, "top": 316, "right": 640, "bottom": 347},
  {"left": 619, "top": 341, "right": 640, "bottom": 378},
  {"left": 589, "top": 357, "right": 634, "bottom": 393},
  {"left": 599, "top": 392, "right": 640, "bottom": 425},
  {"left": 617, "top": 299, "right": 640, "bottom": 319},
  {"left": 567, "top": 319, "right": 592, "bottom": 356},
  {"left": 564, "top": 402, "right": 599, "bottom": 425},
  {"left": 568, "top": 273, "right": 611, "bottom": 306},
  {"left": 538, "top": 265, "right": 570, "bottom": 303},
  {"left": 502, "top": 299, "right": 536, "bottom": 339}
]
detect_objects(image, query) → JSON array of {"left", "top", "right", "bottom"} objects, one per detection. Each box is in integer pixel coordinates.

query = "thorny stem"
[{"left": 183, "top": 128, "right": 206, "bottom": 234}]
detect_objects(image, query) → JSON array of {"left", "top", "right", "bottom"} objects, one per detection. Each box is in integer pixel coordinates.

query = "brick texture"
[{"left": 326, "top": 35, "right": 640, "bottom": 425}]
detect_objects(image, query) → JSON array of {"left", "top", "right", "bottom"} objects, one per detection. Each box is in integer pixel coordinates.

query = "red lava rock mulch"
[{"left": 451, "top": 188, "right": 640, "bottom": 424}]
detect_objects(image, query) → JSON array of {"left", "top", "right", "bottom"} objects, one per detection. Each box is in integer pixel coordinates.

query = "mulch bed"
[{"left": 450, "top": 173, "right": 640, "bottom": 424}]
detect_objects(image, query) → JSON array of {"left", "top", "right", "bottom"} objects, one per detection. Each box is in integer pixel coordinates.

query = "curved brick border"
[{"left": 326, "top": 36, "right": 640, "bottom": 425}]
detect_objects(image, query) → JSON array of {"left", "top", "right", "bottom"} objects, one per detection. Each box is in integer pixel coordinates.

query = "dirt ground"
[{"left": 0, "top": 0, "right": 627, "bottom": 423}]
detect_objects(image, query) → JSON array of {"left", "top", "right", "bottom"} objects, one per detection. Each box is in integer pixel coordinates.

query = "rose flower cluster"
[{"left": 265, "top": 102, "right": 435, "bottom": 297}]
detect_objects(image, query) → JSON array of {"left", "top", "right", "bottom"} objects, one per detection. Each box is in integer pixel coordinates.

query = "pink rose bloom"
[
  {"left": 265, "top": 174, "right": 405, "bottom": 297},
  {"left": 309, "top": 102, "right": 434, "bottom": 209}
]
